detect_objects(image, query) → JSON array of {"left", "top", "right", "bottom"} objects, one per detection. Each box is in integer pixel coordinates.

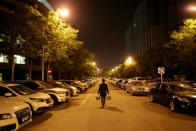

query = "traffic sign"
[{"left": 158, "top": 67, "right": 165, "bottom": 74}]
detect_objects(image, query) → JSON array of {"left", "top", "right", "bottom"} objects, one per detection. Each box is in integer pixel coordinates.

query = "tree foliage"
[{"left": 0, "top": 0, "right": 96, "bottom": 80}]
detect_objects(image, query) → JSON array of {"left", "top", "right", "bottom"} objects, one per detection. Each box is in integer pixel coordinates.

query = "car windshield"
[
  {"left": 37, "top": 81, "right": 54, "bottom": 89},
  {"left": 59, "top": 82, "right": 70, "bottom": 87},
  {"left": 170, "top": 83, "right": 196, "bottom": 92},
  {"left": 21, "top": 83, "right": 44, "bottom": 91},
  {"left": 9, "top": 85, "right": 37, "bottom": 95},
  {"left": 131, "top": 81, "right": 145, "bottom": 86},
  {"left": 46, "top": 81, "right": 61, "bottom": 87}
]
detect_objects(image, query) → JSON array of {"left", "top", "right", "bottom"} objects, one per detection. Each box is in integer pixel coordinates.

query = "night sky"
[{"left": 48, "top": 0, "right": 141, "bottom": 69}]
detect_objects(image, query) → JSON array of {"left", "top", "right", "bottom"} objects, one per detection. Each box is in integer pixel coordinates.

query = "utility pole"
[
  {"left": 42, "top": 46, "right": 44, "bottom": 80},
  {"left": 42, "top": 29, "right": 45, "bottom": 81}
]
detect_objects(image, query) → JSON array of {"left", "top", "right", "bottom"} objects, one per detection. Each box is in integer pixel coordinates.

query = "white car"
[
  {"left": 36, "top": 81, "right": 69, "bottom": 103},
  {"left": 126, "top": 80, "right": 149, "bottom": 95},
  {"left": 56, "top": 81, "right": 79, "bottom": 96},
  {"left": 0, "top": 83, "right": 53, "bottom": 113},
  {"left": 0, "top": 97, "right": 32, "bottom": 131},
  {"left": 12, "top": 81, "right": 68, "bottom": 105},
  {"left": 44, "top": 81, "right": 71, "bottom": 101}
]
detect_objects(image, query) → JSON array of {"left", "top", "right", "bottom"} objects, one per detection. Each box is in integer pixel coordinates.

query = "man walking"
[{"left": 98, "top": 79, "right": 109, "bottom": 108}]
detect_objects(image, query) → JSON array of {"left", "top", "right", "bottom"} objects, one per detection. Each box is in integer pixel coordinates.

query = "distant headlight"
[
  {"left": 0, "top": 113, "right": 12, "bottom": 120},
  {"left": 30, "top": 98, "right": 45, "bottom": 102},
  {"left": 177, "top": 97, "right": 191, "bottom": 103}
]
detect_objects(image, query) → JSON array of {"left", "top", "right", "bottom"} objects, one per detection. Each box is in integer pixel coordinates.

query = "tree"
[{"left": 165, "top": 18, "right": 196, "bottom": 79}]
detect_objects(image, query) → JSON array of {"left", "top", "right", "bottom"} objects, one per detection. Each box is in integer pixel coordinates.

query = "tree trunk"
[
  {"left": 11, "top": 54, "right": 15, "bottom": 81},
  {"left": 58, "top": 71, "right": 61, "bottom": 80},
  {"left": 28, "top": 59, "right": 32, "bottom": 80},
  {"left": 47, "top": 62, "right": 51, "bottom": 80}
]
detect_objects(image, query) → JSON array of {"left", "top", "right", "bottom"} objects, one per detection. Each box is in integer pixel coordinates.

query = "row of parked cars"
[
  {"left": 108, "top": 77, "right": 196, "bottom": 113},
  {"left": 109, "top": 77, "right": 153, "bottom": 95},
  {"left": 0, "top": 78, "right": 97, "bottom": 131}
]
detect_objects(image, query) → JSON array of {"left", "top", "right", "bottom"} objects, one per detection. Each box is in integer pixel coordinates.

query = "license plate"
[{"left": 22, "top": 115, "right": 30, "bottom": 123}]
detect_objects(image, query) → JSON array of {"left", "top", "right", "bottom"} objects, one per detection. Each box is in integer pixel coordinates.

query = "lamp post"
[{"left": 42, "top": 9, "right": 69, "bottom": 81}]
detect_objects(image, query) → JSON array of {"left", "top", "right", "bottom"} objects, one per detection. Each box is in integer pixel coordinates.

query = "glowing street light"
[
  {"left": 186, "top": 5, "right": 196, "bottom": 12},
  {"left": 92, "top": 62, "right": 96, "bottom": 66},
  {"left": 124, "top": 57, "right": 133, "bottom": 66},
  {"left": 58, "top": 9, "right": 69, "bottom": 17}
]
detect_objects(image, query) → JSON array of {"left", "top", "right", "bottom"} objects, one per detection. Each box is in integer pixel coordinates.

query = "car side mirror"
[{"left": 4, "top": 93, "right": 12, "bottom": 97}]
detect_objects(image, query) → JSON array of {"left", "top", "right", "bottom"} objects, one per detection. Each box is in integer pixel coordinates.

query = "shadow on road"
[
  {"left": 19, "top": 112, "right": 53, "bottom": 131},
  {"left": 104, "top": 106, "right": 124, "bottom": 113},
  {"left": 49, "top": 102, "right": 71, "bottom": 111},
  {"left": 142, "top": 101, "right": 196, "bottom": 121}
]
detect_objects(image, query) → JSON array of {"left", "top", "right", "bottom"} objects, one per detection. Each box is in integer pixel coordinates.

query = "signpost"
[{"left": 158, "top": 67, "right": 165, "bottom": 82}]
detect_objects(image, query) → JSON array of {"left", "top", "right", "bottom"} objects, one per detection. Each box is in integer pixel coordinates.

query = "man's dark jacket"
[{"left": 98, "top": 83, "right": 109, "bottom": 96}]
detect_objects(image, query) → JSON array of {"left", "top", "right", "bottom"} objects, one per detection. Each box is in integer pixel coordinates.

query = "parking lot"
[{"left": 19, "top": 80, "right": 196, "bottom": 131}]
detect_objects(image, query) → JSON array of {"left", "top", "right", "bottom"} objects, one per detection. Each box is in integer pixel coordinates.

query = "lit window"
[
  {"left": 0, "top": 54, "right": 8, "bottom": 63},
  {"left": 0, "top": 38, "right": 3, "bottom": 42},
  {"left": 14, "top": 55, "right": 25, "bottom": 64}
]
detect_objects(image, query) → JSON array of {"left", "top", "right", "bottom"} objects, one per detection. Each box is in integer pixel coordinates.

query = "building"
[
  {"left": 0, "top": 0, "right": 53, "bottom": 80},
  {"left": 125, "top": 0, "right": 194, "bottom": 57}
]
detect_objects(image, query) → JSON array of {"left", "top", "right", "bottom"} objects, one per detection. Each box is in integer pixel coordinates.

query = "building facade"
[
  {"left": 0, "top": 0, "right": 53, "bottom": 80},
  {"left": 125, "top": 0, "right": 194, "bottom": 57}
]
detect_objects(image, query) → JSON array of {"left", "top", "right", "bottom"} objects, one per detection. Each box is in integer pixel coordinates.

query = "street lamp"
[
  {"left": 58, "top": 9, "right": 69, "bottom": 17},
  {"left": 125, "top": 56, "right": 133, "bottom": 66},
  {"left": 93, "top": 62, "right": 96, "bottom": 66},
  {"left": 186, "top": 5, "right": 196, "bottom": 12}
]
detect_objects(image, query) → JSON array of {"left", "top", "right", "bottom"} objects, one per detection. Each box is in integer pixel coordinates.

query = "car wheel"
[
  {"left": 50, "top": 95, "right": 58, "bottom": 105},
  {"left": 77, "top": 87, "right": 82, "bottom": 93},
  {"left": 149, "top": 94, "right": 155, "bottom": 103},
  {"left": 169, "top": 100, "right": 177, "bottom": 112}
]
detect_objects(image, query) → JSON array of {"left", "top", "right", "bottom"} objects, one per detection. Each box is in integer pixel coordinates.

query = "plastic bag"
[
  {"left": 107, "top": 95, "right": 111, "bottom": 100},
  {"left": 96, "top": 96, "right": 100, "bottom": 100}
]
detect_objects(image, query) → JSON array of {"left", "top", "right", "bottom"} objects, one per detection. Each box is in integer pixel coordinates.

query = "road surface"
[{"left": 20, "top": 80, "right": 196, "bottom": 131}]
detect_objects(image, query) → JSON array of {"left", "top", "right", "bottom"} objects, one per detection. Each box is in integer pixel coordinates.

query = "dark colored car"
[{"left": 149, "top": 82, "right": 196, "bottom": 112}]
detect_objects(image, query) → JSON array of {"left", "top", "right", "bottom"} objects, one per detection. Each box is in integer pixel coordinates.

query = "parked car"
[
  {"left": 115, "top": 79, "right": 123, "bottom": 88},
  {"left": 10, "top": 81, "right": 68, "bottom": 105},
  {"left": 56, "top": 81, "right": 79, "bottom": 96},
  {"left": 62, "top": 80, "right": 87, "bottom": 93},
  {"left": 0, "top": 97, "right": 32, "bottom": 131},
  {"left": 121, "top": 80, "right": 128, "bottom": 90},
  {"left": 149, "top": 82, "right": 196, "bottom": 112},
  {"left": 0, "top": 83, "right": 53, "bottom": 113},
  {"left": 44, "top": 81, "right": 71, "bottom": 101},
  {"left": 126, "top": 80, "right": 149, "bottom": 95}
]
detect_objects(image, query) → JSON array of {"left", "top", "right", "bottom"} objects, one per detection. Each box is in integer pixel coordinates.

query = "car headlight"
[
  {"left": 57, "top": 91, "right": 65, "bottom": 94},
  {"left": 177, "top": 97, "right": 191, "bottom": 103},
  {"left": 30, "top": 98, "right": 45, "bottom": 102},
  {"left": 0, "top": 113, "right": 12, "bottom": 120}
]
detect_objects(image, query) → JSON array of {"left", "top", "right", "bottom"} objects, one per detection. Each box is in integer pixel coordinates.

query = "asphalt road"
[{"left": 20, "top": 80, "right": 196, "bottom": 131}]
